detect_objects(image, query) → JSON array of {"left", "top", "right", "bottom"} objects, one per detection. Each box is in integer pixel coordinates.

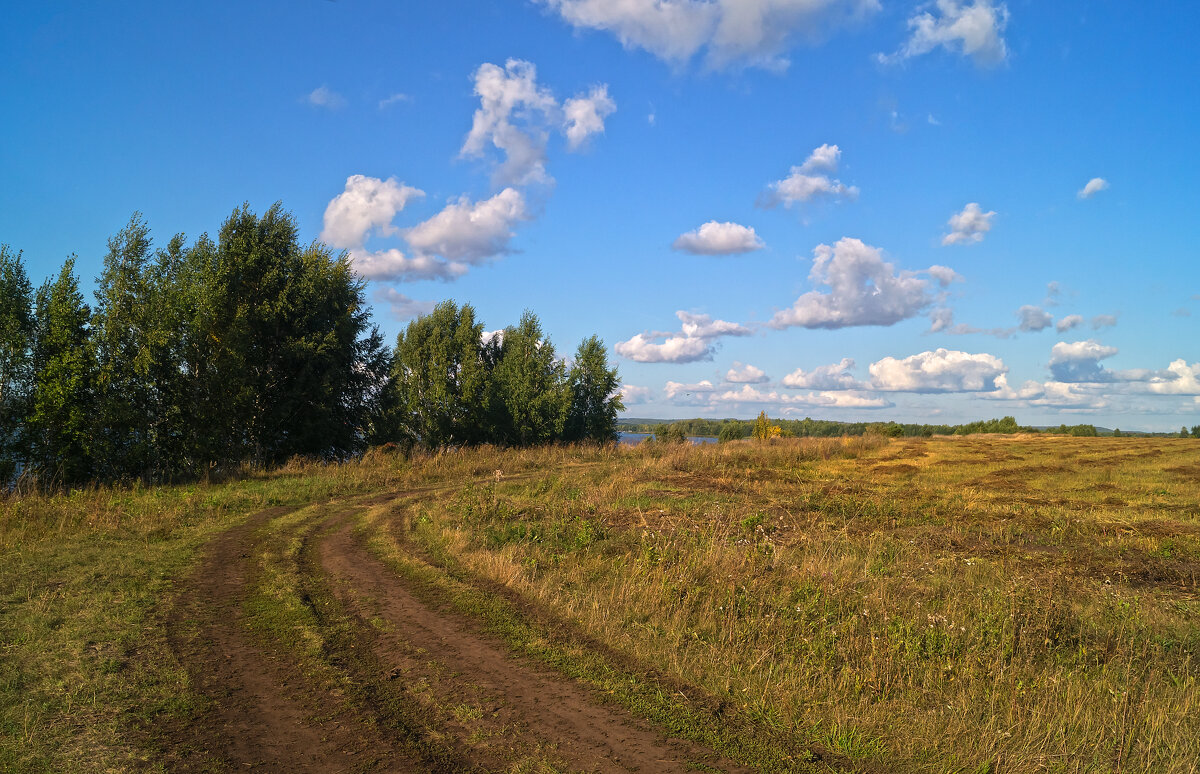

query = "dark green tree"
[
  {"left": 718, "top": 421, "right": 745, "bottom": 443},
  {"left": 1191, "top": 425, "right": 1200, "bottom": 438},
  {"left": 389, "top": 300, "right": 491, "bottom": 450},
  {"left": 0, "top": 246, "right": 34, "bottom": 483},
  {"left": 654, "top": 422, "right": 687, "bottom": 444},
  {"left": 491, "top": 311, "right": 569, "bottom": 446},
  {"left": 27, "top": 258, "right": 95, "bottom": 486},
  {"left": 563, "top": 335, "right": 622, "bottom": 443},
  {"left": 192, "top": 203, "right": 389, "bottom": 465},
  {"left": 92, "top": 214, "right": 157, "bottom": 480}
]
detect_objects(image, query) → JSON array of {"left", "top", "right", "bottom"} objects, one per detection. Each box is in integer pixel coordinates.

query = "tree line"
[
  {"left": 624, "top": 415, "right": 1108, "bottom": 441},
  {"left": 0, "top": 205, "right": 622, "bottom": 489}
]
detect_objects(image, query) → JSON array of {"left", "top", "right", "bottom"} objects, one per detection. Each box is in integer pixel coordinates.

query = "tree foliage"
[
  {"left": 27, "top": 258, "right": 95, "bottom": 485},
  {"left": 388, "top": 306, "right": 622, "bottom": 450},
  {"left": 0, "top": 246, "right": 34, "bottom": 483}
]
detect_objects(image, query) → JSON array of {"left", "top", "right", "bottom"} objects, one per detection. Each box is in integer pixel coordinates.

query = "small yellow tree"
[{"left": 752, "top": 410, "right": 771, "bottom": 440}]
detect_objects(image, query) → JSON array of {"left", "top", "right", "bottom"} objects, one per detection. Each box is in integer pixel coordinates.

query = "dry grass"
[
  {"left": 394, "top": 435, "right": 1200, "bottom": 772},
  {"left": 3, "top": 435, "right": 1199, "bottom": 772}
]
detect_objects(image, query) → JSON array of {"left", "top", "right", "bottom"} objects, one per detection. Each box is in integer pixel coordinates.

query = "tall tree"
[
  {"left": 389, "top": 300, "right": 490, "bottom": 449},
  {"left": 0, "top": 246, "right": 34, "bottom": 483},
  {"left": 27, "top": 258, "right": 95, "bottom": 486},
  {"left": 92, "top": 214, "right": 157, "bottom": 480},
  {"left": 563, "top": 335, "right": 622, "bottom": 443},
  {"left": 491, "top": 311, "right": 568, "bottom": 446}
]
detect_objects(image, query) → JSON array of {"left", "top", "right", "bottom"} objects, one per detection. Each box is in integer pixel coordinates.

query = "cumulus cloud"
[
  {"left": 461, "top": 59, "right": 559, "bottom": 185},
  {"left": 563, "top": 85, "right": 617, "bottom": 149},
  {"left": 1078, "top": 177, "right": 1109, "bottom": 199},
  {"left": 711, "top": 384, "right": 891, "bottom": 409},
  {"left": 760, "top": 144, "right": 858, "bottom": 208},
  {"left": 305, "top": 85, "right": 346, "bottom": 109},
  {"left": 321, "top": 175, "right": 425, "bottom": 250},
  {"left": 672, "top": 221, "right": 765, "bottom": 255},
  {"left": 322, "top": 179, "right": 531, "bottom": 283},
  {"left": 616, "top": 310, "right": 751, "bottom": 363},
  {"left": 770, "top": 237, "right": 956, "bottom": 329},
  {"left": 869, "top": 348, "right": 1007, "bottom": 392},
  {"left": 618, "top": 384, "right": 653, "bottom": 404},
  {"left": 725, "top": 362, "right": 769, "bottom": 384},
  {"left": 374, "top": 288, "right": 436, "bottom": 320},
  {"left": 348, "top": 249, "right": 470, "bottom": 283},
  {"left": 942, "top": 202, "right": 995, "bottom": 245},
  {"left": 1056, "top": 314, "right": 1083, "bottom": 333},
  {"left": 540, "top": 0, "right": 880, "bottom": 71},
  {"left": 1048, "top": 339, "right": 1118, "bottom": 382},
  {"left": 665, "top": 379, "right": 716, "bottom": 399},
  {"left": 782, "top": 358, "right": 864, "bottom": 390},
  {"left": 1091, "top": 313, "right": 1118, "bottom": 330},
  {"left": 985, "top": 375, "right": 1109, "bottom": 410},
  {"left": 1016, "top": 305, "right": 1053, "bottom": 332},
  {"left": 880, "top": 0, "right": 1009, "bottom": 67},
  {"left": 1146, "top": 360, "right": 1200, "bottom": 395},
  {"left": 461, "top": 59, "right": 616, "bottom": 185},
  {"left": 405, "top": 188, "right": 529, "bottom": 264}
]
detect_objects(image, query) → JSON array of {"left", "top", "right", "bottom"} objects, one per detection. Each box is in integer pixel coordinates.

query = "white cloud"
[
  {"left": 405, "top": 188, "right": 529, "bottom": 265},
  {"left": 1147, "top": 360, "right": 1200, "bottom": 395},
  {"left": 618, "top": 384, "right": 653, "bottom": 404},
  {"left": 324, "top": 181, "right": 529, "bottom": 283},
  {"left": 985, "top": 375, "right": 1108, "bottom": 410},
  {"left": 1078, "top": 177, "right": 1109, "bottom": 199},
  {"left": 1016, "top": 305, "right": 1053, "bottom": 332},
  {"left": 880, "top": 0, "right": 1009, "bottom": 67},
  {"left": 461, "top": 59, "right": 559, "bottom": 185},
  {"left": 672, "top": 221, "right": 765, "bottom": 255},
  {"left": 800, "top": 391, "right": 892, "bottom": 409},
  {"left": 1048, "top": 339, "right": 1118, "bottom": 382},
  {"left": 616, "top": 333, "right": 712, "bottom": 363},
  {"left": 761, "top": 144, "right": 858, "bottom": 208},
  {"left": 782, "top": 358, "right": 864, "bottom": 390},
  {"left": 1056, "top": 314, "right": 1083, "bottom": 333},
  {"left": 460, "top": 59, "right": 615, "bottom": 185},
  {"left": 348, "top": 249, "right": 470, "bottom": 283},
  {"left": 770, "top": 237, "right": 954, "bottom": 329},
  {"left": 306, "top": 85, "right": 346, "bottom": 109},
  {"left": 540, "top": 0, "right": 880, "bottom": 71},
  {"left": 379, "top": 93, "right": 411, "bottom": 109},
  {"left": 1091, "top": 313, "right": 1118, "bottom": 330},
  {"left": 942, "top": 202, "right": 995, "bottom": 246},
  {"left": 665, "top": 379, "right": 716, "bottom": 399},
  {"left": 677, "top": 311, "right": 751, "bottom": 339},
  {"left": 869, "top": 348, "right": 1007, "bottom": 392},
  {"left": 321, "top": 175, "right": 425, "bottom": 250},
  {"left": 710, "top": 384, "right": 891, "bottom": 409},
  {"left": 801, "top": 142, "right": 841, "bottom": 173},
  {"left": 563, "top": 85, "right": 617, "bottom": 149},
  {"left": 616, "top": 310, "right": 751, "bottom": 363},
  {"left": 374, "top": 288, "right": 436, "bottom": 320},
  {"left": 726, "top": 362, "right": 769, "bottom": 384}
]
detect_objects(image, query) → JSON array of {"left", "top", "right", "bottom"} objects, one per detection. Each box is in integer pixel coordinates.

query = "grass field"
[{"left": 2, "top": 435, "right": 1198, "bottom": 772}]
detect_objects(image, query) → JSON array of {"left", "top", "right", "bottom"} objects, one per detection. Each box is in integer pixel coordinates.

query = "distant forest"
[
  {"left": 0, "top": 205, "right": 622, "bottom": 489},
  {"left": 618, "top": 416, "right": 1194, "bottom": 441}
]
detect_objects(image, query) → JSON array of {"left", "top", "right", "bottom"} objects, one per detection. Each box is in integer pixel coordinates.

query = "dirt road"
[{"left": 161, "top": 493, "right": 766, "bottom": 772}]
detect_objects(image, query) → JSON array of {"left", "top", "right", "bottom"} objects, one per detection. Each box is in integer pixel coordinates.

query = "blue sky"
[{"left": 3, "top": 1, "right": 1198, "bottom": 429}]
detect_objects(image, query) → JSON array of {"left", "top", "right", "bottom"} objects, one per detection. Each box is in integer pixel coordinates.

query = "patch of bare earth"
[
  {"left": 162, "top": 505, "right": 420, "bottom": 772},
  {"left": 318, "top": 511, "right": 758, "bottom": 773},
  {"left": 160, "top": 498, "right": 760, "bottom": 772}
]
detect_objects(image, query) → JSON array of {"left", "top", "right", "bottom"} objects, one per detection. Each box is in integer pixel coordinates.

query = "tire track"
[
  {"left": 163, "top": 504, "right": 418, "bottom": 772},
  {"left": 318, "top": 508, "right": 758, "bottom": 774}
]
